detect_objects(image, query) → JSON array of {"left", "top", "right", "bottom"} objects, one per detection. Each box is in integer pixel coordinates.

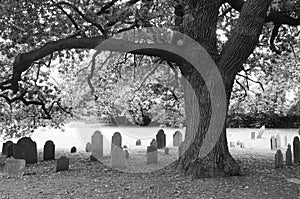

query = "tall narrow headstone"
[
  {"left": 111, "top": 145, "right": 126, "bottom": 169},
  {"left": 2, "top": 141, "right": 13, "bottom": 156},
  {"left": 56, "top": 156, "right": 69, "bottom": 172},
  {"left": 13, "top": 137, "right": 37, "bottom": 164},
  {"left": 173, "top": 131, "right": 183, "bottom": 146},
  {"left": 136, "top": 139, "right": 141, "bottom": 146},
  {"left": 147, "top": 145, "right": 158, "bottom": 164},
  {"left": 276, "top": 134, "right": 281, "bottom": 148},
  {"left": 112, "top": 132, "right": 122, "bottom": 148},
  {"left": 275, "top": 149, "right": 283, "bottom": 168},
  {"left": 91, "top": 131, "right": 103, "bottom": 161},
  {"left": 4, "top": 159, "right": 26, "bottom": 178},
  {"left": 270, "top": 136, "right": 277, "bottom": 150},
  {"left": 251, "top": 132, "right": 256, "bottom": 140},
  {"left": 256, "top": 125, "right": 265, "bottom": 138},
  {"left": 293, "top": 136, "right": 300, "bottom": 163},
  {"left": 43, "top": 140, "right": 55, "bottom": 161},
  {"left": 286, "top": 144, "right": 292, "bottom": 166},
  {"left": 156, "top": 129, "right": 166, "bottom": 149}
]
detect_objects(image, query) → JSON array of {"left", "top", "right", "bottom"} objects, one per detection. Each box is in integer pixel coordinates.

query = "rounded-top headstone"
[
  {"left": 14, "top": 137, "right": 37, "bottom": 164},
  {"left": 70, "top": 146, "right": 77, "bottom": 153},
  {"left": 86, "top": 142, "right": 92, "bottom": 152},
  {"left": 112, "top": 132, "right": 122, "bottom": 148},
  {"left": 156, "top": 129, "right": 166, "bottom": 149},
  {"left": 136, "top": 139, "right": 141, "bottom": 146},
  {"left": 2, "top": 141, "right": 13, "bottom": 156},
  {"left": 43, "top": 140, "right": 55, "bottom": 161}
]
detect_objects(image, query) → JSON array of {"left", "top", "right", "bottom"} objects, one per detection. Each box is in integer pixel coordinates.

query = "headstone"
[
  {"left": 123, "top": 145, "right": 127, "bottom": 149},
  {"left": 275, "top": 149, "right": 283, "bottom": 168},
  {"left": 56, "top": 156, "right": 69, "bottom": 172},
  {"left": 284, "top": 136, "right": 288, "bottom": 147},
  {"left": 173, "top": 131, "right": 183, "bottom": 147},
  {"left": 0, "top": 155, "right": 6, "bottom": 166},
  {"left": 229, "top": 141, "right": 235, "bottom": 147},
  {"left": 251, "top": 132, "right": 256, "bottom": 140},
  {"left": 236, "top": 140, "right": 242, "bottom": 146},
  {"left": 7, "top": 144, "right": 14, "bottom": 157},
  {"left": 70, "top": 146, "right": 77, "bottom": 153},
  {"left": 111, "top": 145, "right": 126, "bottom": 169},
  {"left": 2, "top": 141, "right": 13, "bottom": 156},
  {"left": 91, "top": 131, "right": 103, "bottom": 160},
  {"left": 150, "top": 139, "right": 157, "bottom": 148},
  {"left": 147, "top": 145, "right": 158, "bottom": 164},
  {"left": 164, "top": 147, "right": 169, "bottom": 155},
  {"left": 240, "top": 143, "right": 245, "bottom": 148},
  {"left": 256, "top": 125, "right": 265, "bottom": 138},
  {"left": 13, "top": 137, "right": 37, "bottom": 164},
  {"left": 270, "top": 136, "right": 277, "bottom": 150},
  {"left": 112, "top": 132, "right": 122, "bottom": 148},
  {"left": 125, "top": 149, "right": 129, "bottom": 159},
  {"left": 276, "top": 134, "right": 281, "bottom": 148},
  {"left": 286, "top": 144, "right": 292, "bottom": 166},
  {"left": 4, "top": 158, "right": 26, "bottom": 178},
  {"left": 293, "top": 136, "right": 300, "bottom": 163},
  {"left": 85, "top": 142, "right": 92, "bottom": 152},
  {"left": 43, "top": 140, "right": 55, "bottom": 161},
  {"left": 136, "top": 139, "right": 141, "bottom": 146},
  {"left": 156, "top": 129, "right": 166, "bottom": 149}
]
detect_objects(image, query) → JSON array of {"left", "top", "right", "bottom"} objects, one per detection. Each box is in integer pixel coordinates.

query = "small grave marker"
[
  {"left": 150, "top": 139, "right": 157, "bottom": 148},
  {"left": 70, "top": 146, "right": 77, "bottom": 153},
  {"left": 275, "top": 149, "right": 283, "bottom": 168},
  {"left": 91, "top": 131, "right": 103, "bottom": 160},
  {"left": 286, "top": 144, "right": 292, "bottom": 166},
  {"left": 4, "top": 158, "right": 26, "bottom": 178},
  {"left": 270, "top": 136, "right": 277, "bottom": 150},
  {"left": 276, "top": 134, "right": 281, "bottom": 148},
  {"left": 111, "top": 145, "right": 126, "bottom": 169},
  {"left": 147, "top": 145, "right": 158, "bottom": 164},
  {"left": 164, "top": 147, "right": 169, "bottom": 155},
  {"left": 2, "top": 141, "right": 13, "bottom": 156},
  {"left": 156, "top": 129, "right": 166, "bottom": 149},
  {"left": 284, "top": 136, "right": 288, "bottom": 147},
  {"left": 43, "top": 140, "right": 55, "bottom": 161},
  {"left": 251, "top": 132, "right": 256, "bottom": 140},
  {"left": 293, "top": 136, "right": 300, "bottom": 163},
  {"left": 85, "top": 142, "right": 92, "bottom": 152},
  {"left": 136, "top": 139, "right": 141, "bottom": 146},
  {"left": 173, "top": 131, "right": 183, "bottom": 147},
  {"left": 229, "top": 141, "right": 235, "bottom": 147},
  {"left": 56, "top": 156, "right": 69, "bottom": 172},
  {"left": 112, "top": 132, "right": 122, "bottom": 148}
]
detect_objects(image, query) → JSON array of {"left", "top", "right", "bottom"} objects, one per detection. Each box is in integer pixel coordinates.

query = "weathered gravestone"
[
  {"left": 284, "top": 136, "right": 288, "bottom": 147},
  {"left": 111, "top": 145, "right": 126, "bottom": 169},
  {"left": 173, "top": 131, "right": 183, "bottom": 147},
  {"left": 275, "top": 149, "right": 283, "bottom": 168},
  {"left": 136, "top": 139, "right": 141, "bottom": 146},
  {"left": 147, "top": 145, "right": 158, "bottom": 164},
  {"left": 43, "top": 140, "right": 55, "bottom": 161},
  {"left": 4, "top": 158, "right": 26, "bottom": 178},
  {"left": 85, "top": 142, "right": 92, "bottom": 152},
  {"left": 2, "top": 141, "right": 13, "bottom": 156},
  {"left": 70, "top": 146, "right": 77, "bottom": 153},
  {"left": 164, "top": 147, "right": 169, "bottom": 155},
  {"left": 293, "top": 136, "right": 300, "bottom": 163},
  {"left": 13, "top": 137, "right": 37, "bottom": 164},
  {"left": 91, "top": 131, "right": 103, "bottom": 161},
  {"left": 276, "top": 134, "right": 281, "bottom": 148},
  {"left": 229, "top": 141, "right": 235, "bottom": 148},
  {"left": 112, "top": 132, "right": 122, "bottom": 148},
  {"left": 251, "top": 132, "right": 256, "bottom": 140},
  {"left": 286, "top": 144, "right": 292, "bottom": 166},
  {"left": 56, "top": 156, "right": 69, "bottom": 172},
  {"left": 156, "top": 129, "right": 166, "bottom": 149},
  {"left": 125, "top": 149, "right": 129, "bottom": 159},
  {"left": 150, "top": 139, "right": 157, "bottom": 148},
  {"left": 256, "top": 125, "right": 266, "bottom": 138},
  {"left": 270, "top": 136, "right": 277, "bottom": 150}
]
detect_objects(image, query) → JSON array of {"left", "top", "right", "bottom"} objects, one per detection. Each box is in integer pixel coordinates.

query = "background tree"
[{"left": 1, "top": 0, "right": 300, "bottom": 178}]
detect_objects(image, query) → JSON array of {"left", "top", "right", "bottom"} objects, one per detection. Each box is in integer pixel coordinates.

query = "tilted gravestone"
[
  {"left": 276, "top": 134, "right": 281, "bottom": 148},
  {"left": 111, "top": 145, "right": 126, "bottom": 169},
  {"left": 70, "top": 146, "right": 77, "bottom": 153},
  {"left": 270, "top": 136, "right": 277, "bottom": 150},
  {"left": 173, "top": 131, "right": 183, "bottom": 147},
  {"left": 293, "top": 136, "right": 300, "bottom": 163},
  {"left": 256, "top": 125, "right": 265, "bottom": 138},
  {"left": 2, "top": 141, "right": 13, "bottom": 156},
  {"left": 136, "top": 139, "right": 141, "bottom": 146},
  {"left": 4, "top": 158, "right": 26, "bottom": 178},
  {"left": 286, "top": 144, "right": 292, "bottom": 166},
  {"left": 275, "top": 149, "right": 283, "bottom": 168},
  {"left": 112, "top": 132, "right": 122, "bottom": 148},
  {"left": 56, "top": 156, "right": 69, "bottom": 172},
  {"left": 156, "top": 129, "right": 166, "bottom": 149},
  {"left": 150, "top": 139, "right": 157, "bottom": 148},
  {"left": 43, "top": 140, "right": 55, "bottom": 161},
  {"left": 91, "top": 131, "right": 103, "bottom": 161},
  {"left": 147, "top": 145, "right": 158, "bottom": 164},
  {"left": 13, "top": 137, "right": 37, "bottom": 164},
  {"left": 85, "top": 142, "right": 92, "bottom": 152},
  {"left": 251, "top": 132, "right": 256, "bottom": 140}
]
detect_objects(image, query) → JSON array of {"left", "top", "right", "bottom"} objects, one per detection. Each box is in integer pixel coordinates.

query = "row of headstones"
[
  {"left": 274, "top": 136, "right": 300, "bottom": 168},
  {"left": 270, "top": 134, "right": 288, "bottom": 150}
]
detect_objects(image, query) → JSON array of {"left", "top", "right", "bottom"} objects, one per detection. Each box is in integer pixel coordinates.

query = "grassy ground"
[{"left": 0, "top": 147, "right": 300, "bottom": 199}]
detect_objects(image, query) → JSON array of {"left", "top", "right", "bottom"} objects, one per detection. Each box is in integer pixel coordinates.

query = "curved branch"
[
  {"left": 269, "top": 24, "right": 281, "bottom": 54},
  {"left": 53, "top": 1, "right": 80, "bottom": 31}
]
